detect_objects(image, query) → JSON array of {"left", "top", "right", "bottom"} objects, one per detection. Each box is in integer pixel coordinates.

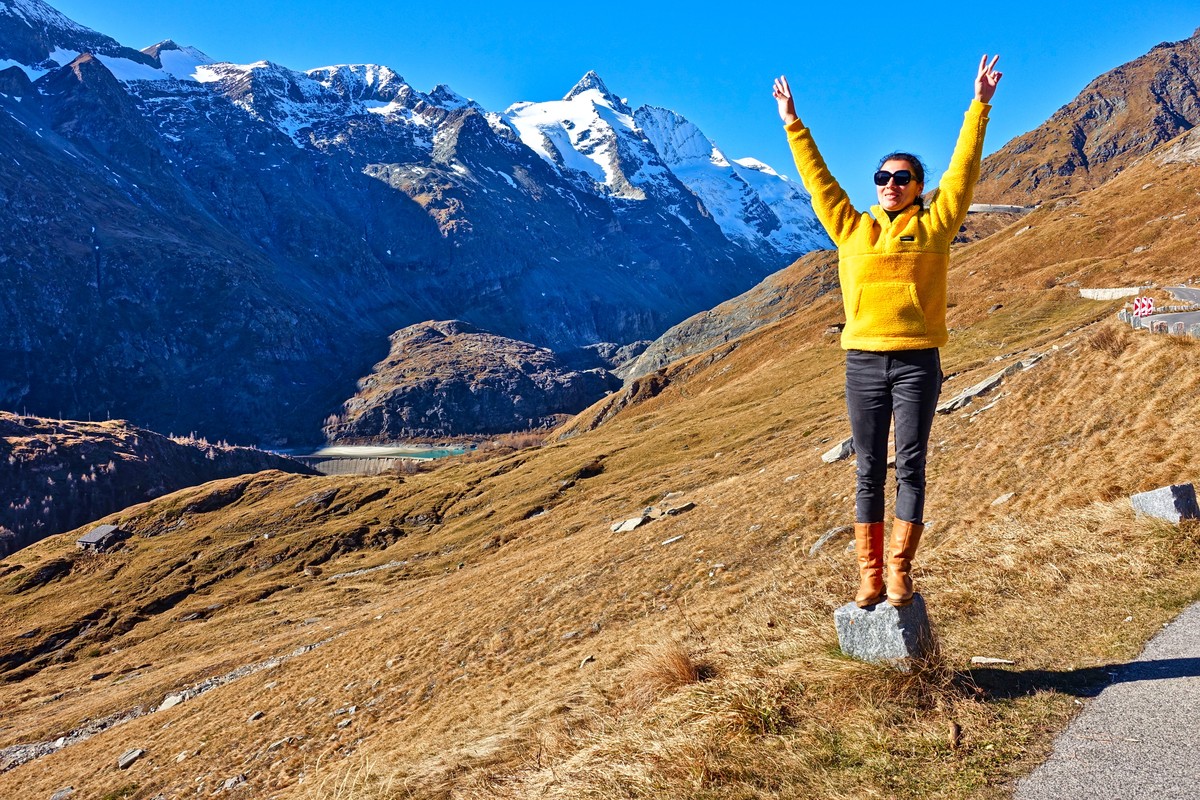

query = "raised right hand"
[{"left": 773, "top": 76, "right": 798, "bottom": 125}]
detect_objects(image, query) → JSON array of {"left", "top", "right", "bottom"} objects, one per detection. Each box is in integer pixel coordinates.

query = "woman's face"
[{"left": 876, "top": 158, "right": 923, "bottom": 212}]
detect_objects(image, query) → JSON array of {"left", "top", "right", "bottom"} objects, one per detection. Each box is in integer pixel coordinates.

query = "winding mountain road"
[{"left": 1141, "top": 285, "right": 1200, "bottom": 330}]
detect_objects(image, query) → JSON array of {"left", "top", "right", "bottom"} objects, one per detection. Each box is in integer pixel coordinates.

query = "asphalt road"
[
  {"left": 1139, "top": 286, "right": 1200, "bottom": 330},
  {"left": 1014, "top": 600, "right": 1200, "bottom": 799},
  {"left": 1165, "top": 285, "right": 1200, "bottom": 304}
]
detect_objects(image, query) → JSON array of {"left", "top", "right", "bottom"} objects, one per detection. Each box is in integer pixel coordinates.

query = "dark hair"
[
  {"left": 877, "top": 151, "right": 926, "bottom": 184},
  {"left": 878, "top": 151, "right": 927, "bottom": 208}
]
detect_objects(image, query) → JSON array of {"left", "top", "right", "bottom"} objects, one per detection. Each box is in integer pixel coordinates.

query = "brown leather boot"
[
  {"left": 854, "top": 522, "right": 885, "bottom": 607},
  {"left": 886, "top": 519, "right": 924, "bottom": 607}
]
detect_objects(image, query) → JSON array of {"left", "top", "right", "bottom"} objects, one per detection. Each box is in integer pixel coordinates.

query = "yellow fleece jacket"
[{"left": 785, "top": 100, "right": 991, "bottom": 351}]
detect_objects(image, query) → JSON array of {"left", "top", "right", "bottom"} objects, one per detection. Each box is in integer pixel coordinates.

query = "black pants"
[{"left": 845, "top": 348, "right": 942, "bottom": 524}]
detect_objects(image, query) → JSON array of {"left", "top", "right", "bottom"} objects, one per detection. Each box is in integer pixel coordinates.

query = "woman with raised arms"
[{"left": 773, "top": 56, "right": 1003, "bottom": 607}]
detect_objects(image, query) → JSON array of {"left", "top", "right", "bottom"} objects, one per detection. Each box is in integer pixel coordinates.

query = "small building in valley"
[{"left": 76, "top": 524, "right": 127, "bottom": 552}]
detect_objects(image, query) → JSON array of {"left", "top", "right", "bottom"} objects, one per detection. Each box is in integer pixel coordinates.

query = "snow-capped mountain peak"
[
  {"left": 306, "top": 63, "right": 408, "bottom": 103},
  {"left": 141, "top": 40, "right": 214, "bottom": 81},
  {"left": 428, "top": 83, "right": 475, "bottom": 111},
  {"left": 633, "top": 104, "right": 830, "bottom": 256},
  {"left": 635, "top": 104, "right": 728, "bottom": 167},
  {"left": 732, "top": 157, "right": 776, "bottom": 175},
  {"left": 563, "top": 70, "right": 631, "bottom": 114}
]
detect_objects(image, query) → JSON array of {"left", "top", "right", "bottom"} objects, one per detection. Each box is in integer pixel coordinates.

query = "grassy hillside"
[{"left": 2, "top": 228, "right": 1198, "bottom": 798}]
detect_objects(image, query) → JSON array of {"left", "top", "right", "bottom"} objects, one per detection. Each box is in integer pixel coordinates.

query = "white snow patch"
[
  {"left": 192, "top": 64, "right": 224, "bottom": 84},
  {"left": 156, "top": 47, "right": 214, "bottom": 81},
  {"left": 94, "top": 54, "right": 171, "bottom": 82}
]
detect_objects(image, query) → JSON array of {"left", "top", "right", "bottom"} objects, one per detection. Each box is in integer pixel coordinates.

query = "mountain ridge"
[
  {"left": 976, "top": 26, "right": 1200, "bottom": 204},
  {"left": 0, "top": 1, "right": 830, "bottom": 444}
]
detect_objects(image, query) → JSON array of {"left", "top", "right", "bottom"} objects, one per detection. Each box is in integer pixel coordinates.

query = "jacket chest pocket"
[{"left": 852, "top": 282, "right": 927, "bottom": 337}]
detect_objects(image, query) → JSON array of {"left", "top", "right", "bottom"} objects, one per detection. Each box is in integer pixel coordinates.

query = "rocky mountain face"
[
  {"left": 0, "top": 0, "right": 154, "bottom": 68},
  {"left": 619, "top": 249, "right": 839, "bottom": 381},
  {"left": 976, "top": 27, "right": 1200, "bottom": 204},
  {"left": 323, "top": 320, "right": 622, "bottom": 440},
  {"left": 0, "top": 411, "right": 313, "bottom": 555},
  {"left": 0, "top": 1, "right": 830, "bottom": 445}
]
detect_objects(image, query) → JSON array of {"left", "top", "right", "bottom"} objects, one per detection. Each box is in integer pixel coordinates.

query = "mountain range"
[{"left": 0, "top": 0, "right": 830, "bottom": 446}]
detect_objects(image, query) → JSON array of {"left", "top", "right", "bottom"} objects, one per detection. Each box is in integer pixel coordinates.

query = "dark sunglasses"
[{"left": 873, "top": 169, "right": 915, "bottom": 187}]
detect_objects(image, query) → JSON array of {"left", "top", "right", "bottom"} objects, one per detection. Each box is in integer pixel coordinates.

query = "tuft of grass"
[
  {"left": 623, "top": 640, "right": 715, "bottom": 711},
  {"left": 1085, "top": 322, "right": 1131, "bottom": 358}
]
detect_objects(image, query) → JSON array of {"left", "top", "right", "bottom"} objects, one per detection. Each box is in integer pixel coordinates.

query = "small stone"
[
  {"left": 991, "top": 493, "right": 1015, "bottom": 506},
  {"left": 158, "top": 693, "right": 186, "bottom": 712},
  {"left": 970, "top": 656, "right": 1015, "bottom": 665},
  {"left": 175, "top": 751, "right": 189, "bottom": 763},
  {"left": 834, "top": 594, "right": 933, "bottom": 670},
  {"left": 614, "top": 516, "right": 649, "bottom": 533},
  {"left": 50, "top": 788, "right": 75, "bottom": 800},
  {"left": 221, "top": 775, "right": 246, "bottom": 791},
  {"left": 822, "top": 437, "right": 854, "bottom": 463},
  {"left": 1130, "top": 483, "right": 1200, "bottom": 523},
  {"left": 248, "top": 711, "right": 265, "bottom": 722},
  {"left": 117, "top": 748, "right": 145, "bottom": 769},
  {"left": 784, "top": 475, "right": 799, "bottom": 482},
  {"left": 336, "top": 718, "right": 352, "bottom": 729},
  {"left": 665, "top": 501, "right": 695, "bottom": 515}
]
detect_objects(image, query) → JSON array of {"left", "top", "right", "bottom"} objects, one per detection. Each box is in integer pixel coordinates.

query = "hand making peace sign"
[{"left": 975, "top": 54, "right": 1003, "bottom": 103}]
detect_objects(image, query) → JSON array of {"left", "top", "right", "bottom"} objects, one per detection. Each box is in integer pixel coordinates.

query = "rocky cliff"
[
  {"left": 324, "top": 320, "right": 623, "bottom": 440},
  {"left": 618, "top": 250, "right": 839, "bottom": 381}
]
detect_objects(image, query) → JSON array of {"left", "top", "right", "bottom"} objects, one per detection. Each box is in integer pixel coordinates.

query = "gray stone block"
[
  {"left": 834, "top": 593, "right": 933, "bottom": 669},
  {"left": 822, "top": 437, "right": 854, "bottom": 463},
  {"left": 809, "top": 524, "right": 853, "bottom": 557},
  {"left": 1130, "top": 483, "right": 1200, "bottom": 524}
]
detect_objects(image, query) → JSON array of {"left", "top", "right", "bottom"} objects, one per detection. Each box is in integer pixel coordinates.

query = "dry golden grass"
[
  {"left": 1, "top": 155, "right": 1199, "bottom": 798},
  {"left": 622, "top": 640, "right": 715, "bottom": 712}
]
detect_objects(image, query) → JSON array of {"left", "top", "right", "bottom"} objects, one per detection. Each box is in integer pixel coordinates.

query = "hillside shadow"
[{"left": 963, "top": 657, "right": 1200, "bottom": 699}]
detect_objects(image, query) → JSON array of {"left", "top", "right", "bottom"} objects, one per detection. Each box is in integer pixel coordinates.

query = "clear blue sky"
[{"left": 51, "top": 0, "right": 1200, "bottom": 207}]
